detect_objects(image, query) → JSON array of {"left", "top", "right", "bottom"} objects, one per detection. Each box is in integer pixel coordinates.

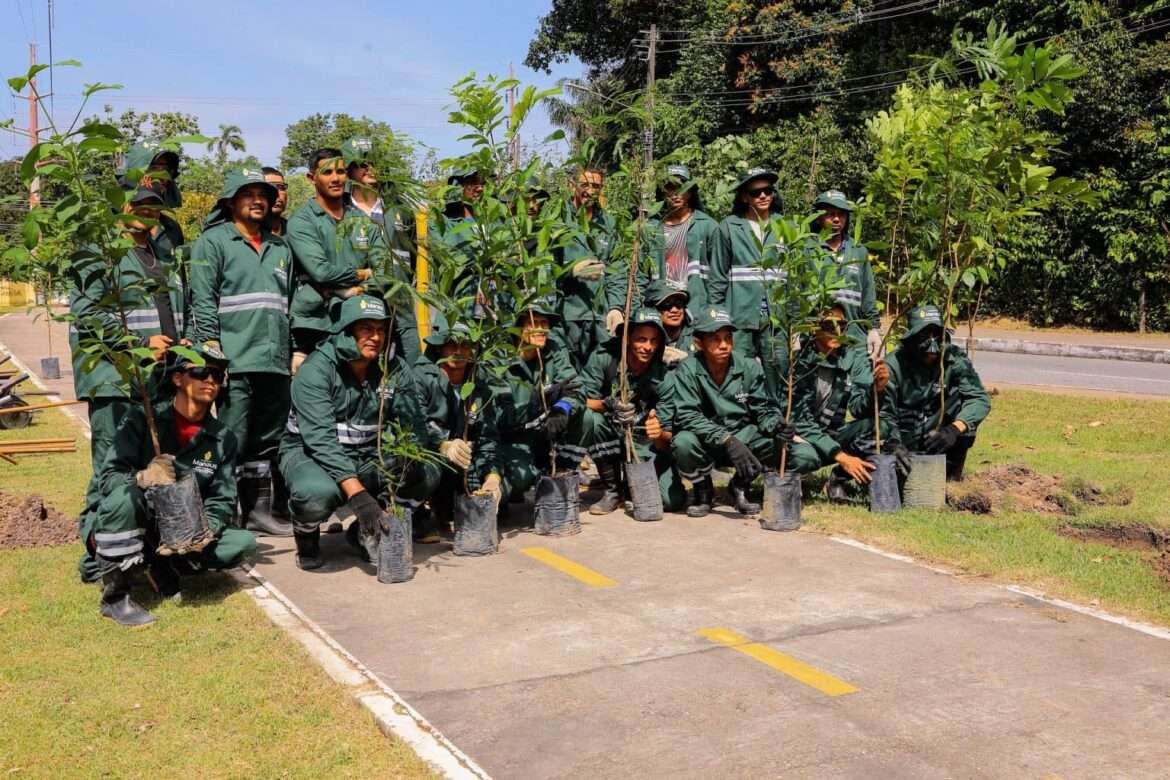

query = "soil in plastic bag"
[
  {"left": 377, "top": 509, "right": 414, "bottom": 583},
  {"left": 626, "top": 460, "right": 663, "bottom": 522},
  {"left": 454, "top": 493, "right": 499, "bottom": 556},
  {"left": 759, "top": 471, "right": 802, "bottom": 531},
  {"left": 904, "top": 453, "right": 946, "bottom": 508},
  {"left": 534, "top": 472, "right": 581, "bottom": 536},
  {"left": 869, "top": 453, "right": 902, "bottom": 514},
  {"left": 146, "top": 474, "right": 212, "bottom": 555}
]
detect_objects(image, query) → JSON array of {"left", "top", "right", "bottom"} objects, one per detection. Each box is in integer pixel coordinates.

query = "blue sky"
[{"left": 0, "top": 0, "right": 581, "bottom": 167}]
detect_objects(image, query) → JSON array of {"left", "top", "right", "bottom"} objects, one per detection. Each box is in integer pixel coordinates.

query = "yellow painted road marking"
[
  {"left": 520, "top": 547, "right": 617, "bottom": 588},
  {"left": 698, "top": 627, "right": 859, "bottom": 697}
]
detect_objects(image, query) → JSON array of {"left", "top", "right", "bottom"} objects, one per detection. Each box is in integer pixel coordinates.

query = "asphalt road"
[{"left": 971, "top": 350, "right": 1170, "bottom": 397}]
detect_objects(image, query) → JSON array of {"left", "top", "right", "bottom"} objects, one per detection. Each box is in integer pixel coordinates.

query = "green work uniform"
[
  {"left": 556, "top": 200, "right": 626, "bottom": 370},
  {"left": 884, "top": 343, "right": 991, "bottom": 452},
  {"left": 811, "top": 236, "right": 877, "bottom": 343},
  {"left": 286, "top": 199, "right": 418, "bottom": 357},
  {"left": 88, "top": 404, "right": 255, "bottom": 574},
  {"left": 640, "top": 209, "right": 718, "bottom": 317},
  {"left": 669, "top": 353, "right": 782, "bottom": 481}
]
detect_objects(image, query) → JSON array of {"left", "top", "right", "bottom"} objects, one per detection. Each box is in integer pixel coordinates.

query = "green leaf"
[{"left": 460, "top": 381, "right": 476, "bottom": 400}]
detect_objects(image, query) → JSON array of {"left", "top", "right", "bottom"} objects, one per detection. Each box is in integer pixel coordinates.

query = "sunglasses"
[
  {"left": 747, "top": 186, "right": 774, "bottom": 198},
  {"left": 818, "top": 318, "right": 845, "bottom": 335},
  {"left": 183, "top": 366, "right": 225, "bottom": 383},
  {"left": 658, "top": 298, "right": 687, "bottom": 310},
  {"left": 270, "top": 182, "right": 289, "bottom": 191}
]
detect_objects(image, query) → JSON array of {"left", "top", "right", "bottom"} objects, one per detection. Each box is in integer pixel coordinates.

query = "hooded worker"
[
  {"left": 640, "top": 164, "right": 718, "bottom": 316},
  {"left": 875, "top": 305, "right": 991, "bottom": 482},
  {"left": 118, "top": 142, "right": 185, "bottom": 256},
  {"left": 809, "top": 189, "right": 881, "bottom": 358},
  {"left": 189, "top": 168, "right": 294, "bottom": 537},
  {"left": 644, "top": 279, "right": 695, "bottom": 366}
]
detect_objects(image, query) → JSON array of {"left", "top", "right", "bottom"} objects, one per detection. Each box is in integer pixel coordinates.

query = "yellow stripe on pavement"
[
  {"left": 698, "top": 627, "right": 859, "bottom": 697},
  {"left": 520, "top": 547, "right": 617, "bottom": 588}
]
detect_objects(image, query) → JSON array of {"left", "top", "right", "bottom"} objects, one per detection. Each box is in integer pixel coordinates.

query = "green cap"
[
  {"left": 905, "top": 305, "right": 945, "bottom": 338},
  {"left": 332, "top": 294, "right": 390, "bottom": 334},
  {"left": 119, "top": 142, "right": 182, "bottom": 208},
  {"left": 126, "top": 185, "right": 164, "bottom": 206},
  {"left": 342, "top": 137, "right": 374, "bottom": 167},
  {"left": 424, "top": 312, "right": 473, "bottom": 347},
  {"left": 665, "top": 164, "right": 692, "bottom": 182},
  {"left": 734, "top": 166, "right": 778, "bottom": 192},
  {"left": 447, "top": 165, "right": 482, "bottom": 186},
  {"left": 644, "top": 279, "right": 690, "bottom": 307},
  {"left": 617, "top": 307, "right": 668, "bottom": 347},
  {"left": 515, "top": 294, "right": 560, "bottom": 324},
  {"left": 218, "top": 167, "right": 277, "bottom": 205},
  {"left": 174, "top": 342, "right": 230, "bottom": 372},
  {"left": 692, "top": 307, "right": 736, "bottom": 334},
  {"left": 813, "top": 189, "right": 853, "bottom": 212}
]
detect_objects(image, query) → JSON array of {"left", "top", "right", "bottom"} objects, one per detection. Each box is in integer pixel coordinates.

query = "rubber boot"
[
  {"left": 589, "top": 458, "right": 624, "bottom": 515},
  {"left": 146, "top": 557, "right": 182, "bottom": 603},
  {"left": 240, "top": 476, "right": 294, "bottom": 537},
  {"left": 271, "top": 462, "right": 291, "bottom": 521},
  {"left": 826, "top": 467, "right": 850, "bottom": 502},
  {"left": 731, "top": 477, "right": 761, "bottom": 515},
  {"left": 100, "top": 569, "right": 156, "bottom": 627},
  {"left": 946, "top": 439, "right": 972, "bottom": 482},
  {"left": 294, "top": 529, "right": 324, "bottom": 571},
  {"left": 686, "top": 476, "right": 715, "bottom": 518}
]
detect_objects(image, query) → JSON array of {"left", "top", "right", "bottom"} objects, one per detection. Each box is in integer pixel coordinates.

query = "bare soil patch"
[
  {"left": 0, "top": 490, "right": 77, "bottom": 550},
  {"left": 946, "top": 464, "right": 1130, "bottom": 516},
  {"left": 1058, "top": 523, "right": 1170, "bottom": 585}
]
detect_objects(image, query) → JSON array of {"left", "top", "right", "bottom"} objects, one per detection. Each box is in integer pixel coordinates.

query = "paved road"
[
  {"left": 252, "top": 508, "right": 1170, "bottom": 779},
  {"left": 971, "top": 350, "right": 1170, "bottom": 397}
]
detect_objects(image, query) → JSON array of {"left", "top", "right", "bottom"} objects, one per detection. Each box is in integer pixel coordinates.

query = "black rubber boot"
[
  {"left": 271, "top": 462, "right": 291, "bottom": 521},
  {"left": 240, "top": 476, "right": 294, "bottom": 537},
  {"left": 100, "top": 569, "right": 156, "bottom": 627},
  {"left": 826, "top": 467, "right": 850, "bottom": 502},
  {"left": 590, "top": 458, "right": 624, "bottom": 515},
  {"left": 146, "top": 557, "right": 182, "bottom": 603},
  {"left": 946, "top": 438, "right": 973, "bottom": 482},
  {"left": 686, "top": 476, "right": 715, "bottom": 518},
  {"left": 731, "top": 477, "right": 761, "bottom": 515},
  {"left": 294, "top": 529, "right": 324, "bottom": 571},
  {"left": 345, "top": 521, "right": 371, "bottom": 562}
]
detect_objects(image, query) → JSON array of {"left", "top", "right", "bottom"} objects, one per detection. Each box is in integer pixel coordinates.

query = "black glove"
[
  {"left": 884, "top": 441, "right": 913, "bottom": 477},
  {"left": 775, "top": 422, "right": 796, "bottom": 447},
  {"left": 544, "top": 407, "right": 570, "bottom": 440},
  {"left": 922, "top": 424, "right": 960, "bottom": 454},
  {"left": 542, "top": 378, "right": 581, "bottom": 405},
  {"left": 348, "top": 490, "right": 383, "bottom": 536},
  {"left": 724, "top": 436, "right": 763, "bottom": 482},
  {"left": 603, "top": 397, "right": 637, "bottom": 426}
]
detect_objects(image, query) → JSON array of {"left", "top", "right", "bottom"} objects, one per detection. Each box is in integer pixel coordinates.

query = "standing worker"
[
  {"left": 641, "top": 165, "right": 718, "bottom": 316},
  {"left": 810, "top": 190, "right": 881, "bottom": 357},
  {"left": 118, "top": 142, "right": 186, "bottom": 256},
  {"left": 262, "top": 167, "right": 290, "bottom": 236}
]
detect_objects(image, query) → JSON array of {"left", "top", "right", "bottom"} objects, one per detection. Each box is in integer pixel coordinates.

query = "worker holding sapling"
[
  {"left": 117, "top": 142, "right": 186, "bottom": 257},
  {"left": 808, "top": 190, "right": 881, "bottom": 358}
]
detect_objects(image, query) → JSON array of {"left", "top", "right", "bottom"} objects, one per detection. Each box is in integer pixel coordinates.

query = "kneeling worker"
[
  {"left": 875, "top": 305, "right": 991, "bottom": 481},
  {"left": 90, "top": 344, "right": 256, "bottom": 626},
  {"left": 644, "top": 279, "right": 694, "bottom": 366},
  {"left": 670, "top": 308, "right": 784, "bottom": 517}
]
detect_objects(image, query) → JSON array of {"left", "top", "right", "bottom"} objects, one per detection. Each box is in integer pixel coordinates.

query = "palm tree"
[{"left": 208, "top": 124, "right": 246, "bottom": 170}]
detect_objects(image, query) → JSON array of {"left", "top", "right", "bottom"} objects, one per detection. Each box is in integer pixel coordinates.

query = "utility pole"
[
  {"left": 640, "top": 24, "right": 657, "bottom": 218},
  {"left": 28, "top": 43, "right": 40, "bottom": 208},
  {"left": 507, "top": 62, "right": 520, "bottom": 170}
]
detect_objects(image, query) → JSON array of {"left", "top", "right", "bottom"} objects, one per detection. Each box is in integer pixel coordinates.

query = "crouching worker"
[
  {"left": 570, "top": 308, "right": 685, "bottom": 514},
  {"left": 414, "top": 313, "right": 503, "bottom": 540},
  {"left": 645, "top": 280, "right": 695, "bottom": 366},
  {"left": 497, "top": 299, "right": 582, "bottom": 502},
  {"left": 90, "top": 344, "right": 255, "bottom": 626},
  {"left": 786, "top": 307, "right": 910, "bottom": 497},
  {"left": 671, "top": 308, "right": 784, "bottom": 517},
  {"left": 279, "top": 294, "right": 429, "bottom": 570},
  {"left": 874, "top": 305, "right": 991, "bottom": 481}
]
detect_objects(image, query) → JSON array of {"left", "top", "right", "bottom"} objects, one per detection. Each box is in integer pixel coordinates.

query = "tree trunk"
[{"left": 1138, "top": 277, "right": 1148, "bottom": 334}]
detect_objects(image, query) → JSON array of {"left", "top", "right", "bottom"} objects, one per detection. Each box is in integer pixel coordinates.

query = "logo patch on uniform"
[
  {"left": 354, "top": 226, "right": 370, "bottom": 249},
  {"left": 735, "top": 392, "right": 748, "bottom": 403},
  {"left": 192, "top": 452, "right": 216, "bottom": 476}
]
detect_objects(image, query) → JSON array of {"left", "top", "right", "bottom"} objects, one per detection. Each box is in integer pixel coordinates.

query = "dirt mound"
[
  {"left": 1058, "top": 524, "right": 1170, "bottom": 586},
  {"left": 0, "top": 491, "right": 78, "bottom": 550},
  {"left": 946, "top": 464, "right": 1129, "bottom": 516}
]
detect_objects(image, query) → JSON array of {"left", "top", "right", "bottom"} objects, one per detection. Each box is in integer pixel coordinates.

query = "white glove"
[
  {"left": 439, "top": 439, "right": 473, "bottom": 470},
  {"left": 606, "top": 309, "right": 624, "bottom": 334},
  {"left": 572, "top": 258, "right": 605, "bottom": 281},
  {"left": 866, "top": 328, "right": 883, "bottom": 360},
  {"left": 662, "top": 346, "right": 688, "bottom": 365},
  {"left": 290, "top": 351, "right": 308, "bottom": 375},
  {"left": 474, "top": 473, "right": 503, "bottom": 505},
  {"left": 136, "top": 454, "right": 176, "bottom": 489}
]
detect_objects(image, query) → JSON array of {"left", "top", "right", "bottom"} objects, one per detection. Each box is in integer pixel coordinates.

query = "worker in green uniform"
[
  {"left": 497, "top": 299, "right": 583, "bottom": 500},
  {"left": 810, "top": 190, "right": 881, "bottom": 357},
  {"left": 641, "top": 164, "right": 718, "bottom": 316},
  {"left": 189, "top": 168, "right": 294, "bottom": 537},
  {"left": 262, "top": 167, "right": 290, "bottom": 236},
  {"left": 557, "top": 166, "right": 627, "bottom": 371},
  {"left": 73, "top": 186, "right": 188, "bottom": 584},
  {"left": 118, "top": 142, "right": 186, "bottom": 256},
  {"left": 435, "top": 166, "right": 484, "bottom": 277},
  {"left": 89, "top": 344, "right": 256, "bottom": 626},
  {"left": 412, "top": 313, "right": 504, "bottom": 539},
  {"left": 785, "top": 306, "right": 911, "bottom": 498},
  {"left": 874, "top": 305, "right": 992, "bottom": 481},
  {"left": 670, "top": 307, "right": 784, "bottom": 517},
  {"left": 644, "top": 279, "right": 694, "bottom": 366},
  {"left": 707, "top": 167, "right": 786, "bottom": 394},
  {"left": 568, "top": 308, "right": 685, "bottom": 514},
  {"left": 286, "top": 148, "right": 417, "bottom": 367},
  {"left": 278, "top": 294, "right": 430, "bottom": 570}
]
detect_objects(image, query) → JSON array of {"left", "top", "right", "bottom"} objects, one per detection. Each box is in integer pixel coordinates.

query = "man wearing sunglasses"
[
  {"left": 190, "top": 169, "right": 295, "bottom": 537},
  {"left": 89, "top": 344, "right": 256, "bottom": 626},
  {"left": 785, "top": 306, "right": 910, "bottom": 499},
  {"left": 644, "top": 279, "right": 694, "bottom": 366},
  {"left": 707, "top": 167, "right": 787, "bottom": 397}
]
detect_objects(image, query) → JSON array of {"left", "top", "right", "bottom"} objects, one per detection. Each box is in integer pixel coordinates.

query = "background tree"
[
  {"left": 279, "top": 113, "right": 416, "bottom": 172},
  {"left": 207, "top": 123, "right": 246, "bottom": 171}
]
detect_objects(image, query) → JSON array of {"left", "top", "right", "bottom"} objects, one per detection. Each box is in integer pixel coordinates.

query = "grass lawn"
[
  {"left": 803, "top": 388, "right": 1170, "bottom": 626},
  {"left": 1, "top": 401, "right": 93, "bottom": 515}
]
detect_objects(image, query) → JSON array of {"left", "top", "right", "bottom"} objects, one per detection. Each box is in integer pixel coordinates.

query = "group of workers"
[{"left": 68, "top": 140, "right": 991, "bottom": 626}]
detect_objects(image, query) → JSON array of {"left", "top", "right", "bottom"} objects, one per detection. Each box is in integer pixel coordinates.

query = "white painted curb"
[{"left": 236, "top": 566, "right": 492, "bottom": 780}]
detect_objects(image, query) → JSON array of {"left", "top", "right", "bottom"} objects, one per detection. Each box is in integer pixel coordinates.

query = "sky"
[{"left": 0, "top": 0, "right": 582, "bottom": 167}]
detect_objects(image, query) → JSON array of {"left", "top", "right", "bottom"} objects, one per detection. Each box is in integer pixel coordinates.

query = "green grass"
[
  {"left": 1, "top": 400, "right": 93, "bottom": 515},
  {"left": 804, "top": 388, "right": 1170, "bottom": 625}
]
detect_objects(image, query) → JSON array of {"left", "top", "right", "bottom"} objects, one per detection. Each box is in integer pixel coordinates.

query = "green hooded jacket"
[
  {"left": 707, "top": 215, "right": 785, "bottom": 332},
  {"left": 556, "top": 199, "right": 628, "bottom": 323},
  {"left": 810, "top": 236, "right": 877, "bottom": 338},
  {"left": 640, "top": 209, "right": 718, "bottom": 315},
  {"left": 884, "top": 343, "right": 991, "bottom": 450},
  {"left": 413, "top": 358, "right": 501, "bottom": 480},
  {"left": 667, "top": 352, "right": 782, "bottom": 447},
  {"left": 497, "top": 342, "right": 577, "bottom": 437}
]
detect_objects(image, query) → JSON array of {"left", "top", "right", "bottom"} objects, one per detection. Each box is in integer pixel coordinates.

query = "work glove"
[
  {"left": 136, "top": 454, "right": 176, "bottom": 489},
  {"left": 439, "top": 439, "right": 473, "bottom": 470},
  {"left": 662, "top": 346, "right": 688, "bottom": 365},
  {"left": 572, "top": 258, "right": 605, "bottom": 281},
  {"left": 543, "top": 406, "right": 570, "bottom": 440},
  {"left": 724, "top": 436, "right": 763, "bottom": 483},
  {"left": 542, "top": 377, "right": 581, "bottom": 405},
  {"left": 922, "top": 424, "right": 961, "bottom": 454},
  {"left": 606, "top": 309, "right": 624, "bottom": 335},
  {"left": 603, "top": 397, "right": 637, "bottom": 426},
  {"left": 347, "top": 490, "right": 384, "bottom": 538},
  {"left": 474, "top": 473, "right": 503, "bottom": 505},
  {"left": 867, "top": 328, "right": 883, "bottom": 360},
  {"left": 774, "top": 422, "right": 797, "bottom": 448},
  {"left": 884, "top": 441, "right": 913, "bottom": 478}
]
